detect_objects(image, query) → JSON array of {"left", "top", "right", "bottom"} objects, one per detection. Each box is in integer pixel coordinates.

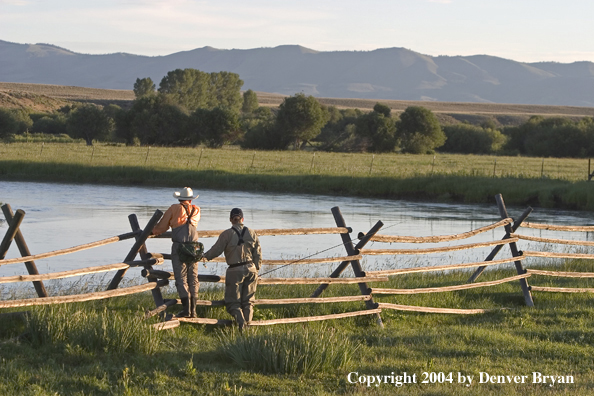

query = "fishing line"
[{"left": 258, "top": 219, "right": 407, "bottom": 276}]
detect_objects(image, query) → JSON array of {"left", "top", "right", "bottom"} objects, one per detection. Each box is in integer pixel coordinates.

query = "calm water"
[{"left": 2, "top": 181, "right": 594, "bottom": 295}]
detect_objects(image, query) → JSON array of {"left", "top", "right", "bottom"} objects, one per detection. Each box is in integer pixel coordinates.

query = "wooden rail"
[
  {"left": 163, "top": 295, "right": 372, "bottom": 307},
  {"left": 0, "top": 258, "right": 164, "bottom": 284},
  {"left": 520, "top": 222, "right": 594, "bottom": 232},
  {"left": 0, "top": 281, "right": 168, "bottom": 308},
  {"left": 141, "top": 269, "right": 388, "bottom": 284},
  {"left": 512, "top": 234, "right": 594, "bottom": 246},
  {"left": 151, "top": 227, "right": 351, "bottom": 239},
  {"left": 531, "top": 286, "right": 594, "bottom": 293},
  {"left": 522, "top": 251, "right": 594, "bottom": 260},
  {"left": 360, "top": 238, "right": 519, "bottom": 256},
  {"left": 194, "top": 254, "right": 363, "bottom": 266},
  {"left": 160, "top": 308, "right": 384, "bottom": 329},
  {"left": 371, "top": 218, "right": 512, "bottom": 244},
  {"left": 527, "top": 269, "right": 594, "bottom": 278},
  {"left": 376, "top": 303, "right": 493, "bottom": 315},
  {"left": 0, "top": 232, "right": 139, "bottom": 266},
  {"left": 370, "top": 274, "right": 530, "bottom": 295},
  {"left": 365, "top": 256, "right": 525, "bottom": 277}
]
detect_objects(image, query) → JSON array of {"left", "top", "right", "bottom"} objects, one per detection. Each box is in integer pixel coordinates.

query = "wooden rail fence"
[{"left": 2, "top": 193, "right": 594, "bottom": 330}]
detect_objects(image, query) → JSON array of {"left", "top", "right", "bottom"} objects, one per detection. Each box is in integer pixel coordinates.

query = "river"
[{"left": 2, "top": 181, "right": 594, "bottom": 295}]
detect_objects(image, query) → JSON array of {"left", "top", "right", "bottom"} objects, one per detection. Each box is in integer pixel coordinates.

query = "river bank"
[{"left": 2, "top": 158, "right": 594, "bottom": 211}]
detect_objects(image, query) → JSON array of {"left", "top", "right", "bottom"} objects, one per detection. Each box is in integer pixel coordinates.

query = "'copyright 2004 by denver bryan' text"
[{"left": 347, "top": 371, "right": 574, "bottom": 388}]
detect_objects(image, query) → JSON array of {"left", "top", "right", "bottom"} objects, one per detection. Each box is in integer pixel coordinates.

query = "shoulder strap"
[
  {"left": 231, "top": 227, "right": 248, "bottom": 245},
  {"left": 181, "top": 204, "right": 195, "bottom": 225}
]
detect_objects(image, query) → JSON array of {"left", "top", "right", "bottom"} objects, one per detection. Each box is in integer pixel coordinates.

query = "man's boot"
[
  {"left": 242, "top": 307, "right": 253, "bottom": 325},
  {"left": 233, "top": 312, "right": 246, "bottom": 332},
  {"left": 189, "top": 297, "right": 197, "bottom": 318},
  {"left": 176, "top": 297, "right": 190, "bottom": 318}
]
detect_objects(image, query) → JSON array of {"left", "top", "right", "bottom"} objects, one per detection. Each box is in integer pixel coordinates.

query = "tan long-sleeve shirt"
[
  {"left": 203, "top": 224, "right": 261, "bottom": 267},
  {"left": 152, "top": 203, "right": 201, "bottom": 236}
]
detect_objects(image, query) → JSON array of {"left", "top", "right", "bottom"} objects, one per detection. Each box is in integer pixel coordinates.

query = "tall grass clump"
[
  {"left": 24, "top": 304, "right": 162, "bottom": 355},
  {"left": 217, "top": 324, "right": 359, "bottom": 375}
]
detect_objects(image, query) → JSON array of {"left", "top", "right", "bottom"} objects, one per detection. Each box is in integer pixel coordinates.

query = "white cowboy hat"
[{"left": 173, "top": 187, "right": 199, "bottom": 200}]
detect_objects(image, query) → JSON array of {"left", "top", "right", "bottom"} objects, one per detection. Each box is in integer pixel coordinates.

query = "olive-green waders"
[
  {"left": 225, "top": 262, "right": 258, "bottom": 329},
  {"left": 171, "top": 217, "right": 199, "bottom": 317}
]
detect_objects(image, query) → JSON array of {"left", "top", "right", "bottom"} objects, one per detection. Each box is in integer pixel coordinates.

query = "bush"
[
  {"left": 442, "top": 124, "right": 507, "bottom": 154},
  {"left": 31, "top": 115, "right": 67, "bottom": 135},
  {"left": 503, "top": 116, "right": 594, "bottom": 158}
]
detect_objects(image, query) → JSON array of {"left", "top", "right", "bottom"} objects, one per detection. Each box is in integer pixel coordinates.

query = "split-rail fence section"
[{"left": 2, "top": 193, "right": 594, "bottom": 331}]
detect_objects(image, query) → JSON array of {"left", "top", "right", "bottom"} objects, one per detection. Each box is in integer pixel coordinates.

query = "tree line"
[{"left": 2, "top": 67, "right": 594, "bottom": 158}]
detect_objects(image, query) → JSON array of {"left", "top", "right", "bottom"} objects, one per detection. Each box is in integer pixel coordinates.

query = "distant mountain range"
[{"left": 1, "top": 39, "right": 594, "bottom": 106}]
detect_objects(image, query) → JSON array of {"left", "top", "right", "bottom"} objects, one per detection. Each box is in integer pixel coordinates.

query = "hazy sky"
[{"left": 1, "top": 0, "right": 593, "bottom": 63}]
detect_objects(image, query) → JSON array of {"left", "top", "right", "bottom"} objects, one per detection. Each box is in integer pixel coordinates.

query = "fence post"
[
  {"left": 197, "top": 148, "right": 204, "bottom": 168},
  {"left": 468, "top": 205, "right": 532, "bottom": 283},
  {"left": 311, "top": 219, "right": 383, "bottom": 298},
  {"left": 494, "top": 195, "right": 533, "bottom": 306},
  {"left": 1, "top": 204, "right": 48, "bottom": 298},
  {"left": 107, "top": 209, "right": 163, "bottom": 290},
  {"left": 128, "top": 214, "right": 165, "bottom": 308},
  {"left": 313, "top": 207, "right": 384, "bottom": 327},
  {"left": 0, "top": 209, "right": 25, "bottom": 260}
]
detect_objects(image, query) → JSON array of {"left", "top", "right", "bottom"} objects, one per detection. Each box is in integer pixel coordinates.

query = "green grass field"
[
  {"left": 1, "top": 261, "right": 594, "bottom": 395},
  {"left": 2, "top": 142, "right": 594, "bottom": 210},
  {"left": 2, "top": 142, "right": 591, "bottom": 180}
]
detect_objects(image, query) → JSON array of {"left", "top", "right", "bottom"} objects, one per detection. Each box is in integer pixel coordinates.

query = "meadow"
[
  {"left": 1, "top": 260, "right": 594, "bottom": 395},
  {"left": 2, "top": 141, "right": 594, "bottom": 210}
]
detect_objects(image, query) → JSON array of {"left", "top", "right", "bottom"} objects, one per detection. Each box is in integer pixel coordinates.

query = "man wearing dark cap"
[{"left": 202, "top": 208, "right": 261, "bottom": 330}]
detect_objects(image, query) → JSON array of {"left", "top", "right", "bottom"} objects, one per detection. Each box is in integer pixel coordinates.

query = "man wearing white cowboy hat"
[{"left": 152, "top": 187, "right": 201, "bottom": 318}]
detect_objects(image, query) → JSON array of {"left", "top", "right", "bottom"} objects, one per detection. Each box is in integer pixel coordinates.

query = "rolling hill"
[{"left": 1, "top": 40, "right": 594, "bottom": 107}]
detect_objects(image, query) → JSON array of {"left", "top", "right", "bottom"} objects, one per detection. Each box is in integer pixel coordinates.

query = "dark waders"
[{"left": 171, "top": 205, "right": 199, "bottom": 318}]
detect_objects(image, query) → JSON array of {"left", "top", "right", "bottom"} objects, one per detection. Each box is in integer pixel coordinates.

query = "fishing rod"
[{"left": 259, "top": 219, "right": 407, "bottom": 276}]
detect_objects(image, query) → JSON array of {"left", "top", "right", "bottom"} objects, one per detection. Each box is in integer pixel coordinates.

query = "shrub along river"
[{"left": 2, "top": 181, "right": 594, "bottom": 296}]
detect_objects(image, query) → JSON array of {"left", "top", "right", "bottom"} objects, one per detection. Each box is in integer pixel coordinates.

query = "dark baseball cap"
[{"left": 230, "top": 208, "right": 243, "bottom": 218}]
